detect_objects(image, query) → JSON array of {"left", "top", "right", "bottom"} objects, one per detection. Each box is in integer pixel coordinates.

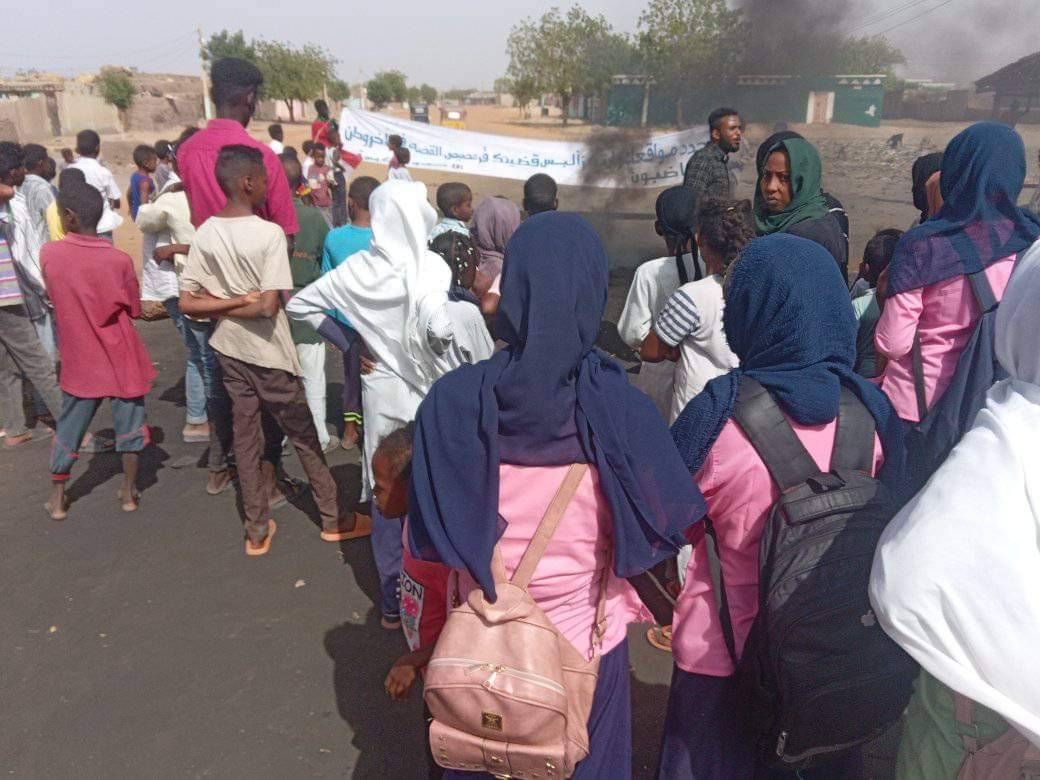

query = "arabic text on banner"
[{"left": 339, "top": 108, "right": 709, "bottom": 188}]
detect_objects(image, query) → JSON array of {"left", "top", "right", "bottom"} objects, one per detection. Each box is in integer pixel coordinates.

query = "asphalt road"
[{"left": 0, "top": 315, "right": 678, "bottom": 778}]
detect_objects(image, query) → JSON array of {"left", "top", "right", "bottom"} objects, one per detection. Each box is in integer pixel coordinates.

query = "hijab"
[
  {"left": 754, "top": 137, "right": 830, "bottom": 235},
  {"left": 888, "top": 122, "right": 1040, "bottom": 295},
  {"left": 871, "top": 239, "right": 1040, "bottom": 747},
  {"left": 655, "top": 185, "right": 700, "bottom": 284},
  {"left": 911, "top": 151, "right": 944, "bottom": 224},
  {"left": 408, "top": 212, "right": 707, "bottom": 600},
  {"left": 671, "top": 233, "right": 905, "bottom": 487},
  {"left": 470, "top": 196, "right": 522, "bottom": 285}
]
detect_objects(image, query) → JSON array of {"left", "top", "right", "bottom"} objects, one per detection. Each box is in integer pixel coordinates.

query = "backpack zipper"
[{"left": 427, "top": 657, "right": 566, "bottom": 696}]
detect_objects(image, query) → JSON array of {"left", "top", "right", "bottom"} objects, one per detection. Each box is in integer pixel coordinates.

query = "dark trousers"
[
  {"left": 444, "top": 640, "right": 633, "bottom": 780},
  {"left": 657, "top": 666, "right": 863, "bottom": 779},
  {"left": 331, "top": 170, "right": 348, "bottom": 227},
  {"left": 218, "top": 354, "right": 341, "bottom": 543},
  {"left": 0, "top": 303, "right": 63, "bottom": 437},
  {"left": 341, "top": 326, "right": 362, "bottom": 426},
  {"left": 371, "top": 504, "right": 402, "bottom": 619}
]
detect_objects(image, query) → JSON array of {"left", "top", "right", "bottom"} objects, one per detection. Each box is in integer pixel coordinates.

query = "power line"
[
  {"left": 848, "top": 0, "right": 935, "bottom": 33},
  {"left": 872, "top": 0, "right": 956, "bottom": 36}
]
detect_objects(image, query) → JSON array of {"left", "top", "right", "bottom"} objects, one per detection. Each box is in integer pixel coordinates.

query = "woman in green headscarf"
[{"left": 755, "top": 136, "right": 849, "bottom": 278}]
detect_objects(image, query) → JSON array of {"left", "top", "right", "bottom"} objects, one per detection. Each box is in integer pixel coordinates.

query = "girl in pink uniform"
[
  {"left": 661, "top": 234, "right": 906, "bottom": 779},
  {"left": 876, "top": 122, "right": 1040, "bottom": 422},
  {"left": 407, "top": 212, "right": 706, "bottom": 779}
]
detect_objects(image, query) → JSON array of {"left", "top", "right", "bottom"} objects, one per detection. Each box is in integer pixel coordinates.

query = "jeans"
[
  {"left": 295, "top": 342, "right": 330, "bottom": 450},
  {"left": 51, "top": 394, "right": 147, "bottom": 478},
  {"left": 371, "top": 503, "right": 403, "bottom": 619},
  {"left": 163, "top": 298, "right": 207, "bottom": 425}
]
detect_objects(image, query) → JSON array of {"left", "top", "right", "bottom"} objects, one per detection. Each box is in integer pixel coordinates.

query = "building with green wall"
[{"left": 608, "top": 74, "right": 886, "bottom": 129}]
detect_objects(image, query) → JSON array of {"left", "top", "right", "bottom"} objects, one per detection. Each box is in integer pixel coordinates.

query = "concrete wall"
[
  {"left": 123, "top": 94, "right": 203, "bottom": 132},
  {"left": 0, "top": 95, "right": 51, "bottom": 142},
  {"left": 56, "top": 92, "right": 121, "bottom": 135}
]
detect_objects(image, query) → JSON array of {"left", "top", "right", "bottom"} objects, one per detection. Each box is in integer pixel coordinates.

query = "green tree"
[
  {"left": 366, "top": 70, "right": 408, "bottom": 109},
  {"left": 510, "top": 74, "right": 540, "bottom": 118},
  {"left": 442, "top": 88, "right": 475, "bottom": 101},
  {"left": 638, "top": 0, "right": 747, "bottom": 125},
  {"left": 836, "top": 36, "right": 906, "bottom": 75},
  {"left": 419, "top": 83, "right": 438, "bottom": 104},
  {"left": 255, "top": 40, "right": 332, "bottom": 122},
  {"left": 406, "top": 85, "right": 422, "bottom": 104},
  {"left": 98, "top": 67, "right": 136, "bottom": 110},
  {"left": 203, "top": 29, "right": 257, "bottom": 65},
  {"left": 507, "top": 5, "right": 614, "bottom": 125},
  {"left": 493, "top": 77, "right": 513, "bottom": 95},
  {"left": 327, "top": 78, "right": 351, "bottom": 102}
]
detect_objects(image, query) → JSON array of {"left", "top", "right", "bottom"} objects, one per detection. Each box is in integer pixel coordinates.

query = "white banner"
[{"left": 338, "top": 107, "right": 709, "bottom": 188}]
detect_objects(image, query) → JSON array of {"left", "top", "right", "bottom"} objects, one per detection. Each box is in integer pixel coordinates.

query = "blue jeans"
[
  {"left": 163, "top": 298, "right": 208, "bottom": 425},
  {"left": 371, "top": 504, "right": 403, "bottom": 619}
]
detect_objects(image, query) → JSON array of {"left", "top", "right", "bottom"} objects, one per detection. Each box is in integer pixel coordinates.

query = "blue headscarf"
[
  {"left": 408, "top": 212, "right": 707, "bottom": 601},
  {"left": 671, "top": 233, "right": 906, "bottom": 488},
  {"left": 888, "top": 122, "right": 1040, "bottom": 295}
]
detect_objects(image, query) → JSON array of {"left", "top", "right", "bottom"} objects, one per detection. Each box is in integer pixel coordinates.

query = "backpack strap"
[
  {"left": 953, "top": 692, "right": 981, "bottom": 755},
  {"left": 509, "top": 463, "right": 590, "bottom": 590},
  {"left": 732, "top": 376, "right": 820, "bottom": 491},
  {"left": 967, "top": 268, "right": 998, "bottom": 314},
  {"left": 831, "top": 387, "right": 877, "bottom": 474},
  {"left": 704, "top": 516, "right": 739, "bottom": 667},
  {"left": 912, "top": 332, "right": 929, "bottom": 421}
]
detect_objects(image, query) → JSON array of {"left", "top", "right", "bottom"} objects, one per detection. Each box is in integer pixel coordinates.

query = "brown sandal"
[{"left": 646, "top": 625, "right": 674, "bottom": 653}]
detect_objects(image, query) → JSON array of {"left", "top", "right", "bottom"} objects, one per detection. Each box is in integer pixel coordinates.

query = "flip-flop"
[
  {"left": 117, "top": 489, "right": 141, "bottom": 513},
  {"left": 246, "top": 519, "right": 277, "bottom": 557},
  {"left": 206, "top": 470, "right": 237, "bottom": 495},
  {"left": 183, "top": 432, "right": 210, "bottom": 444},
  {"left": 646, "top": 625, "right": 674, "bottom": 653},
  {"left": 44, "top": 498, "right": 69, "bottom": 521},
  {"left": 320, "top": 512, "right": 373, "bottom": 542}
]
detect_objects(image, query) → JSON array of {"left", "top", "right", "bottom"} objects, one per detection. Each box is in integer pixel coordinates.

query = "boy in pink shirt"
[
  {"left": 41, "top": 182, "right": 156, "bottom": 520},
  {"left": 305, "top": 144, "right": 334, "bottom": 227}
]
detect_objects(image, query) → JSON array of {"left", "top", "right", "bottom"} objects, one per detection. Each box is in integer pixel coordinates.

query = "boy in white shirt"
[{"left": 68, "top": 129, "right": 123, "bottom": 238}]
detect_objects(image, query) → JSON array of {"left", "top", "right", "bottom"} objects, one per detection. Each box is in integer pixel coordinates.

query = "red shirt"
[
  {"left": 401, "top": 520, "right": 450, "bottom": 652},
  {"left": 311, "top": 118, "right": 333, "bottom": 146},
  {"left": 177, "top": 118, "right": 299, "bottom": 235},
  {"left": 41, "top": 235, "right": 156, "bottom": 399}
]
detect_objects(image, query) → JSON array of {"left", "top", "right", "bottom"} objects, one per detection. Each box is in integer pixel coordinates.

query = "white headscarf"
[
  {"left": 870, "top": 238, "right": 1040, "bottom": 747},
  {"left": 287, "top": 179, "right": 450, "bottom": 395}
]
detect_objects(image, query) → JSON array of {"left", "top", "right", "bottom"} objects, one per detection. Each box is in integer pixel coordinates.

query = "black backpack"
[
  {"left": 905, "top": 266, "right": 1008, "bottom": 497},
  {"left": 704, "top": 376, "right": 917, "bottom": 771}
]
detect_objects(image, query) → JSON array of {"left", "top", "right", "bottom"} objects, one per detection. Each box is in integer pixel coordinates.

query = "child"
[
  {"left": 386, "top": 135, "right": 412, "bottom": 181},
  {"left": 321, "top": 175, "right": 380, "bottom": 450},
  {"left": 58, "top": 147, "right": 75, "bottom": 173},
  {"left": 69, "top": 130, "right": 123, "bottom": 238},
  {"left": 428, "top": 182, "right": 472, "bottom": 240},
  {"left": 128, "top": 144, "right": 157, "bottom": 221},
  {"left": 178, "top": 144, "right": 370, "bottom": 556},
  {"left": 306, "top": 143, "right": 335, "bottom": 227},
  {"left": 41, "top": 181, "right": 156, "bottom": 520},
  {"left": 643, "top": 197, "right": 752, "bottom": 423},
  {"left": 852, "top": 228, "right": 903, "bottom": 379},
  {"left": 267, "top": 123, "right": 284, "bottom": 155},
  {"left": 301, "top": 140, "right": 315, "bottom": 178},
  {"left": 153, "top": 140, "right": 174, "bottom": 192},
  {"left": 282, "top": 155, "right": 336, "bottom": 452},
  {"left": 427, "top": 231, "right": 495, "bottom": 374},
  {"left": 616, "top": 185, "right": 704, "bottom": 420},
  {"left": 324, "top": 128, "right": 363, "bottom": 228},
  {"left": 378, "top": 424, "right": 451, "bottom": 718}
]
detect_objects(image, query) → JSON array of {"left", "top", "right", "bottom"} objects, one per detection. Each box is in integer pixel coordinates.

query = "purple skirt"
[{"left": 444, "top": 639, "right": 632, "bottom": 779}]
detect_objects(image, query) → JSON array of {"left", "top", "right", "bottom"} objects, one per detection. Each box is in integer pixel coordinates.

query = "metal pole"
[{"left": 197, "top": 26, "right": 212, "bottom": 121}]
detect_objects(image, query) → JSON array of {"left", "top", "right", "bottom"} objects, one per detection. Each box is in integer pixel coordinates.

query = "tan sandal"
[
  {"left": 320, "top": 512, "right": 373, "bottom": 542},
  {"left": 646, "top": 625, "right": 674, "bottom": 653},
  {"left": 246, "top": 519, "right": 277, "bottom": 557}
]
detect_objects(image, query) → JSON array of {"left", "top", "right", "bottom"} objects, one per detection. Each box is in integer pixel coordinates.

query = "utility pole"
[{"left": 197, "top": 26, "right": 212, "bottom": 120}]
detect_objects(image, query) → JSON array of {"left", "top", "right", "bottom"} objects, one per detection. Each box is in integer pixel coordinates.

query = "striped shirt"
[
  {"left": 0, "top": 234, "right": 24, "bottom": 307},
  {"left": 655, "top": 288, "right": 702, "bottom": 347}
]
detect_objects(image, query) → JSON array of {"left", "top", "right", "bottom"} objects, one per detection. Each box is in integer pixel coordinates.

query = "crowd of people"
[{"left": 1, "top": 56, "right": 1039, "bottom": 778}]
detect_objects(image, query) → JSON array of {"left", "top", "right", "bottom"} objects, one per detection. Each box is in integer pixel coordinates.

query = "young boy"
[
  {"left": 153, "top": 140, "right": 174, "bottom": 192},
  {"left": 128, "top": 144, "right": 157, "bottom": 221},
  {"left": 306, "top": 144, "right": 335, "bottom": 227},
  {"left": 378, "top": 423, "right": 450, "bottom": 699},
  {"left": 282, "top": 155, "right": 336, "bottom": 452},
  {"left": 58, "top": 147, "right": 75, "bottom": 173},
  {"left": 41, "top": 181, "right": 156, "bottom": 519},
  {"left": 68, "top": 129, "right": 122, "bottom": 237},
  {"left": 428, "top": 182, "right": 472, "bottom": 240},
  {"left": 46, "top": 167, "right": 85, "bottom": 241},
  {"left": 267, "top": 124, "right": 284, "bottom": 156},
  {"left": 320, "top": 176, "right": 380, "bottom": 450},
  {"left": 301, "top": 140, "right": 316, "bottom": 178},
  {"left": 178, "top": 144, "right": 369, "bottom": 555},
  {"left": 852, "top": 228, "right": 903, "bottom": 379}
]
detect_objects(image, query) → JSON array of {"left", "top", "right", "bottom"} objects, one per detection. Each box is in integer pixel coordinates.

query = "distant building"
[
  {"left": 608, "top": 74, "right": 886, "bottom": 128},
  {"left": 976, "top": 51, "right": 1040, "bottom": 124}
]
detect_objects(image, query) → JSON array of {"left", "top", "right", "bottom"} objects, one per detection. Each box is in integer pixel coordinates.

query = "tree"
[
  {"left": 327, "top": 78, "right": 351, "bottom": 102},
  {"left": 638, "top": 0, "right": 747, "bottom": 125},
  {"left": 406, "top": 85, "right": 422, "bottom": 104},
  {"left": 366, "top": 70, "right": 408, "bottom": 109},
  {"left": 203, "top": 29, "right": 257, "bottom": 66},
  {"left": 98, "top": 67, "right": 135, "bottom": 110},
  {"left": 442, "top": 88, "right": 475, "bottom": 101},
  {"left": 836, "top": 36, "right": 906, "bottom": 75},
  {"left": 493, "top": 77, "right": 513, "bottom": 95},
  {"left": 507, "top": 5, "right": 614, "bottom": 125},
  {"left": 419, "top": 83, "right": 438, "bottom": 104},
  {"left": 510, "top": 74, "right": 540, "bottom": 118},
  {"left": 256, "top": 40, "right": 332, "bottom": 122}
]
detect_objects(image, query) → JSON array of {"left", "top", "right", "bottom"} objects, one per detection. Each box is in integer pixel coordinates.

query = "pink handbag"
[
  {"left": 955, "top": 693, "right": 1040, "bottom": 779},
  {"left": 424, "top": 464, "right": 607, "bottom": 779}
]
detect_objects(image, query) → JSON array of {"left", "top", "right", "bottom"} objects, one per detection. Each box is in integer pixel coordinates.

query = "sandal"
[
  {"left": 45, "top": 498, "right": 70, "bottom": 521},
  {"left": 117, "top": 489, "right": 141, "bottom": 513},
  {"left": 246, "top": 519, "right": 277, "bottom": 557},
  {"left": 320, "top": 512, "right": 373, "bottom": 542},
  {"left": 646, "top": 625, "right": 674, "bottom": 653}
]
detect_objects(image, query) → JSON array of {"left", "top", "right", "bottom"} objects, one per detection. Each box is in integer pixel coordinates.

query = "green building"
[{"left": 608, "top": 74, "right": 886, "bottom": 129}]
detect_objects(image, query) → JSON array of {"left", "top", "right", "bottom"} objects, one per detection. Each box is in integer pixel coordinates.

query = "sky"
[{"left": 2, "top": 0, "right": 1035, "bottom": 89}]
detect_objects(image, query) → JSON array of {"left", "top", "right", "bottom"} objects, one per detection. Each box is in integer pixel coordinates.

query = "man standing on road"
[{"left": 683, "top": 107, "right": 743, "bottom": 200}]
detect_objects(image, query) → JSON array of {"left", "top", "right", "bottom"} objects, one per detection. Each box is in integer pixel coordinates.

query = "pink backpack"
[
  {"left": 423, "top": 464, "right": 607, "bottom": 778},
  {"left": 954, "top": 693, "right": 1040, "bottom": 780}
]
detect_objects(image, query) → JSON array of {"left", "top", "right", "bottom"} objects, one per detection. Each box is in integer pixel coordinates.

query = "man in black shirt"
[{"left": 682, "top": 107, "right": 743, "bottom": 199}]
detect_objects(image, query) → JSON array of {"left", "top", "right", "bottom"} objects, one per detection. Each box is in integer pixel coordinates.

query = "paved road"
[{"left": 1, "top": 316, "right": 677, "bottom": 778}]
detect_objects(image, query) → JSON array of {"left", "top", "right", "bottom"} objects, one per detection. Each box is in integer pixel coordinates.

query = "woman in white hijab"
[
  {"left": 287, "top": 179, "right": 490, "bottom": 628},
  {"left": 870, "top": 238, "right": 1040, "bottom": 777}
]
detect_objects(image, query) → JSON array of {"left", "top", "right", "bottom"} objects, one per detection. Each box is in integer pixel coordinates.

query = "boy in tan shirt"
[{"left": 179, "top": 144, "right": 370, "bottom": 556}]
